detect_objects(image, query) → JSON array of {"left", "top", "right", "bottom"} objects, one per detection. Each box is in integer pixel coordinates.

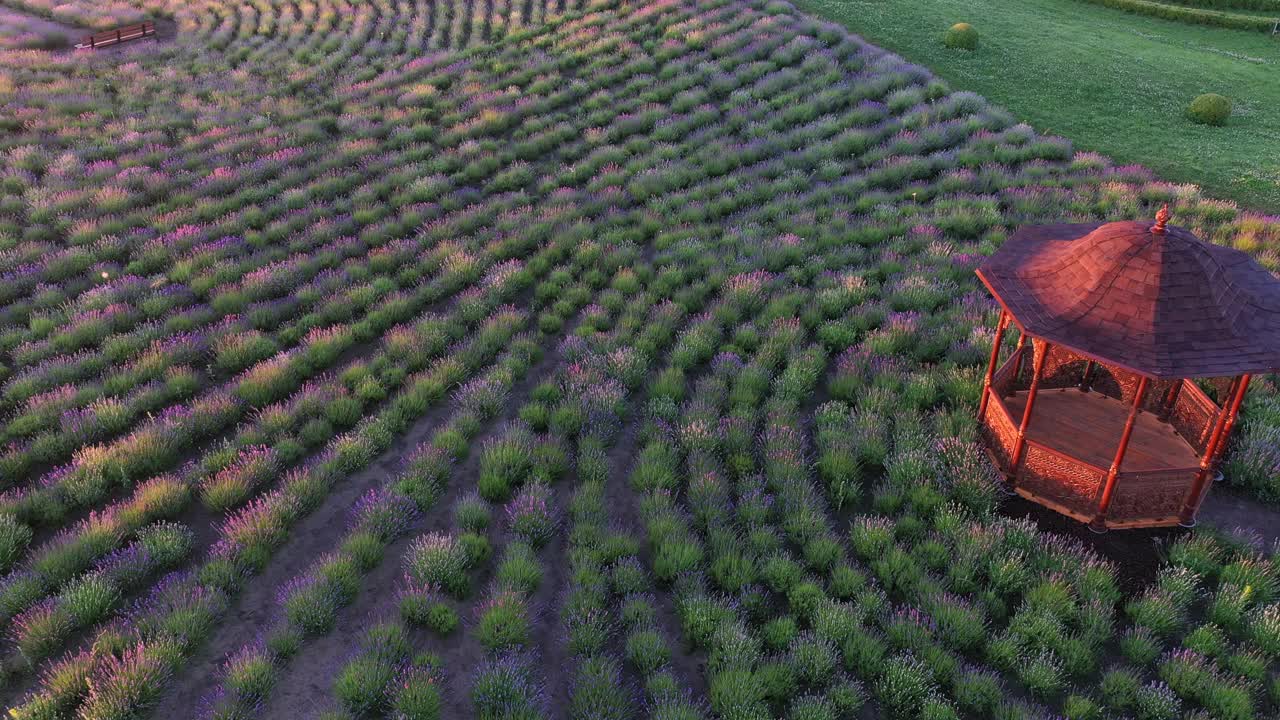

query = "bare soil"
[
  {"left": 151, "top": 396, "right": 459, "bottom": 719},
  {"left": 603, "top": 407, "right": 708, "bottom": 704},
  {"left": 521, "top": 465, "right": 574, "bottom": 717},
  {"left": 1196, "top": 484, "right": 1280, "bottom": 552},
  {"left": 227, "top": 333, "right": 568, "bottom": 719}
]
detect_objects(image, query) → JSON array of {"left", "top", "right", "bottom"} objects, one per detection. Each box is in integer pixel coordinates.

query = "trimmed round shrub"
[
  {"left": 454, "top": 492, "right": 492, "bottom": 532},
  {"left": 566, "top": 603, "right": 610, "bottom": 657},
  {"left": 426, "top": 603, "right": 459, "bottom": 635},
  {"left": 459, "top": 532, "right": 492, "bottom": 569},
  {"left": 224, "top": 646, "right": 275, "bottom": 701},
  {"left": 1188, "top": 94, "right": 1231, "bottom": 126},
  {"left": 496, "top": 542, "right": 542, "bottom": 594},
  {"left": 653, "top": 538, "right": 702, "bottom": 584},
  {"left": 788, "top": 694, "right": 836, "bottom": 720},
  {"left": 199, "top": 445, "right": 278, "bottom": 512},
  {"left": 399, "top": 586, "right": 439, "bottom": 627},
  {"left": 1249, "top": 604, "right": 1280, "bottom": 656},
  {"left": 472, "top": 653, "right": 543, "bottom": 720},
  {"left": 477, "top": 432, "right": 534, "bottom": 502},
  {"left": 710, "top": 668, "right": 768, "bottom": 720},
  {"left": 13, "top": 599, "right": 73, "bottom": 662},
  {"left": 625, "top": 629, "right": 669, "bottom": 676},
  {"left": 1062, "top": 694, "right": 1102, "bottom": 720},
  {"left": 506, "top": 483, "right": 556, "bottom": 548},
  {"left": 341, "top": 531, "right": 385, "bottom": 571},
  {"left": 829, "top": 678, "right": 867, "bottom": 715},
  {"left": 943, "top": 23, "right": 979, "bottom": 51},
  {"left": 475, "top": 592, "right": 530, "bottom": 652},
  {"left": 58, "top": 573, "right": 119, "bottom": 626},
  {"left": 393, "top": 667, "right": 442, "bottom": 720},
  {"left": 0, "top": 515, "right": 32, "bottom": 573},
  {"left": 788, "top": 581, "right": 827, "bottom": 622},
  {"left": 137, "top": 521, "right": 195, "bottom": 568},
  {"left": 405, "top": 533, "right": 469, "bottom": 598},
  {"left": 756, "top": 660, "right": 799, "bottom": 708},
  {"left": 1134, "top": 680, "right": 1180, "bottom": 720},
  {"left": 609, "top": 558, "right": 648, "bottom": 596},
  {"left": 788, "top": 632, "right": 838, "bottom": 688},
  {"left": 621, "top": 595, "right": 657, "bottom": 629},
  {"left": 763, "top": 616, "right": 799, "bottom": 652},
  {"left": 1119, "top": 626, "right": 1162, "bottom": 666},
  {"left": 334, "top": 657, "right": 395, "bottom": 716},
  {"left": 569, "top": 656, "right": 631, "bottom": 720},
  {"left": 1101, "top": 667, "right": 1141, "bottom": 712},
  {"left": 875, "top": 654, "right": 937, "bottom": 719}
]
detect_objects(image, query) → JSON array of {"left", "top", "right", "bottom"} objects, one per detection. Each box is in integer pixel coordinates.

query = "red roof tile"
[{"left": 976, "top": 221, "right": 1280, "bottom": 378}]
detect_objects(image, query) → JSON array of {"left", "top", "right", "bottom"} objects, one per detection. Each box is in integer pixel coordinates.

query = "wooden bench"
[{"left": 76, "top": 21, "right": 156, "bottom": 49}]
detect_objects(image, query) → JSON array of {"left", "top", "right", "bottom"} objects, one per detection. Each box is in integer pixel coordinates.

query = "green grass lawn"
[{"left": 797, "top": 0, "right": 1280, "bottom": 213}]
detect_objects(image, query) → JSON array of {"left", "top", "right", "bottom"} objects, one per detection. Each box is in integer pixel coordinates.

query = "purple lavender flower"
[{"left": 349, "top": 487, "right": 419, "bottom": 541}]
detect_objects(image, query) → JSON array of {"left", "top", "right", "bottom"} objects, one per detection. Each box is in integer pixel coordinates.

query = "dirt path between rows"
[
  {"left": 167, "top": 327, "right": 572, "bottom": 719},
  {"left": 149, "top": 397, "right": 460, "bottom": 719},
  {"left": 1196, "top": 485, "right": 1280, "bottom": 552}
]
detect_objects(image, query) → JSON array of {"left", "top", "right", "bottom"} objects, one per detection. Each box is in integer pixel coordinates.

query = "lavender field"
[{"left": 1, "top": 0, "right": 1280, "bottom": 718}]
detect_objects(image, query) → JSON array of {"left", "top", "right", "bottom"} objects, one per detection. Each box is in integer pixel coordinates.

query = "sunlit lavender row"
[{"left": 1, "top": 0, "right": 1279, "bottom": 719}]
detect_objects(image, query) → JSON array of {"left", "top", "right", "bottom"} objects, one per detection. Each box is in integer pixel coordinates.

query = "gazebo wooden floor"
[{"left": 1004, "top": 388, "right": 1201, "bottom": 472}]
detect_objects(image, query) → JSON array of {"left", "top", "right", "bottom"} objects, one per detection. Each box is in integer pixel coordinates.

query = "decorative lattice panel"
[
  {"left": 981, "top": 393, "right": 1017, "bottom": 471},
  {"left": 1206, "top": 377, "right": 1235, "bottom": 405},
  {"left": 1109, "top": 468, "right": 1198, "bottom": 522},
  {"left": 1084, "top": 364, "right": 1176, "bottom": 414},
  {"left": 1019, "top": 442, "right": 1105, "bottom": 518},
  {"left": 1170, "top": 382, "right": 1218, "bottom": 456},
  {"left": 991, "top": 348, "right": 1025, "bottom": 398},
  {"left": 1037, "top": 342, "right": 1088, "bottom": 390}
]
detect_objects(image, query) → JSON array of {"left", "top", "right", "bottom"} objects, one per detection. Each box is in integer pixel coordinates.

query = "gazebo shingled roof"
[{"left": 975, "top": 218, "right": 1280, "bottom": 378}]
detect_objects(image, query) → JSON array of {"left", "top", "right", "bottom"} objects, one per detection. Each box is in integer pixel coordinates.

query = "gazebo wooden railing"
[{"left": 979, "top": 334, "right": 1226, "bottom": 529}]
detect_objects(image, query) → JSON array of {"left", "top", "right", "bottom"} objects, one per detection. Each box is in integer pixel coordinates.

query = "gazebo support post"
[
  {"left": 1012, "top": 333, "right": 1028, "bottom": 384},
  {"left": 1213, "top": 376, "right": 1244, "bottom": 466},
  {"left": 1008, "top": 340, "right": 1050, "bottom": 489},
  {"left": 1158, "top": 379, "right": 1183, "bottom": 422},
  {"left": 1212, "top": 377, "right": 1250, "bottom": 468},
  {"left": 1181, "top": 374, "right": 1251, "bottom": 527},
  {"left": 977, "top": 310, "right": 1010, "bottom": 419},
  {"left": 1090, "top": 375, "right": 1150, "bottom": 533},
  {"left": 1079, "top": 360, "right": 1095, "bottom": 392},
  {"left": 1199, "top": 376, "right": 1240, "bottom": 449}
]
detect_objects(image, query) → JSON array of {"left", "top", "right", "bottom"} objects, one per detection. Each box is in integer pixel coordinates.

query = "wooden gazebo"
[{"left": 976, "top": 206, "right": 1280, "bottom": 531}]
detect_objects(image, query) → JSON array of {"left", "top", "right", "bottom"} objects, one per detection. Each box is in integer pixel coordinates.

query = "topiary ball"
[
  {"left": 1188, "top": 93, "right": 1231, "bottom": 126},
  {"left": 943, "top": 23, "right": 979, "bottom": 50}
]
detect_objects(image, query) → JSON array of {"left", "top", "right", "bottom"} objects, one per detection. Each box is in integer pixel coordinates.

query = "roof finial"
[{"left": 1151, "top": 204, "right": 1170, "bottom": 235}]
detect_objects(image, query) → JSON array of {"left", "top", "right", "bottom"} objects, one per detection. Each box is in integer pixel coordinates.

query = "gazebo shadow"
[
  {"left": 1004, "top": 484, "right": 1280, "bottom": 593},
  {"left": 999, "top": 494, "right": 1182, "bottom": 593}
]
